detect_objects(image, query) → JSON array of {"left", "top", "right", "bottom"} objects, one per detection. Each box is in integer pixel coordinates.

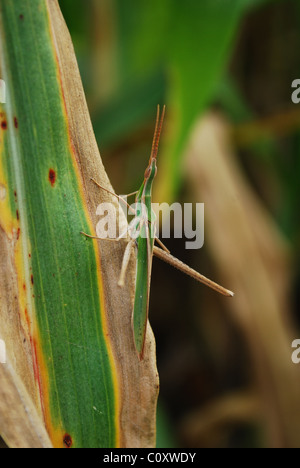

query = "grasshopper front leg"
[{"left": 118, "top": 239, "right": 136, "bottom": 287}]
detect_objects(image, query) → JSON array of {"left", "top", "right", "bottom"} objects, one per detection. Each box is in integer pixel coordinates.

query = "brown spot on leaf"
[
  {"left": 1, "top": 121, "right": 7, "bottom": 130},
  {"left": 48, "top": 169, "right": 56, "bottom": 187},
  {"left": 14, "top": 117, "right": 18, "bottom": 129},
  {"left": 31, "top": 275, "right": 34, "bottom": 285},
  {"left": 63, "top": 434, "right": 72, "bottom": 448},
  {"left": 24, "top": 309, "right": 29, "bottom": 325}
]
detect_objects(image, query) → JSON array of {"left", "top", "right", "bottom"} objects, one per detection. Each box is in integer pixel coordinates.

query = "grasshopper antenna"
[{"left": 150, "top": 104, "right": 166, "bottom": 161}]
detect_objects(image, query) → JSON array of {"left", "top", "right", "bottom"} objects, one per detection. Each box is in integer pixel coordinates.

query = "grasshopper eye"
[
  {"left": 144, "top": 166, "right": 151, "bottom": 179},
  {"left": 144, "top": 164, "right": 157, "bottom": 180}
]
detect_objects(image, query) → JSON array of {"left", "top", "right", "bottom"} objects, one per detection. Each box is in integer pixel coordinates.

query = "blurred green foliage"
[
  {"left": 60, "top": 0, "right": 282, "bottom": 198},
  {"left": 60, "top": 0, "right": 300, "bottom": 247}
]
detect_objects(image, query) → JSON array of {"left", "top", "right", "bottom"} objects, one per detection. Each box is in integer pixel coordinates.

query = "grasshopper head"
[{"left": 144, "top": 160, "right": 157, "bottom": 181}]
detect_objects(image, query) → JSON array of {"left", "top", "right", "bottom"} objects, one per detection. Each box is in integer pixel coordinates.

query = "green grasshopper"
[{"left": 82, "top": 105, "right": 233, "bottom": 360}]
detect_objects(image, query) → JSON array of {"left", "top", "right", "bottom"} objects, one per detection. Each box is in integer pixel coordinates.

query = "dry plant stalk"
[
  {"left": 180, "top": 391, "right": 260, "bottom": 448},
  {"left": 185, "top": 112, "right": 300, "bottom": 448},
  {"left": 0, "top": 358, "right": 52, "bottom": 448}
]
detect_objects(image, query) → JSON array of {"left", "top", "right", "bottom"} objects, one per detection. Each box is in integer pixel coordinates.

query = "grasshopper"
[{"left": 82, "top": 106, "right": 233, "bottom": 360}]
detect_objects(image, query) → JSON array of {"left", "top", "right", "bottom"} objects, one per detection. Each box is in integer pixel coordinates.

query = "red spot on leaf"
[
  {"left": 1, "top": 121, "right": 7, "bottom": 130},
  {"left": 30, "top": 337, "right": 44, "bottom": 411},
  {"left": 63, "top": 434, "right": 72, "bottom": 448},
  {"left": 16, "top": 228, "right": 20, "bottom": 240},
  {"left": 16, "top": 209, "right": 19, "bottom": 220},
  {"left": 23, "top": 283, "right": 26, "bottom": 291},
  {"left": 24, "top": 308, "right": 29, "bottom": 325},
  {"left": 48, "top": 169, "right": 56, "bottom": 187},
  {"left": 14, "top": 117, "right": 18, "bottom": 129},
  {"left": 31, "top": 275, "right": 34, "bottom": 285}
]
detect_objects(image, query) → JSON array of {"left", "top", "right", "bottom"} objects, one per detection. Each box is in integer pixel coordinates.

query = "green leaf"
[
  {"left": 160, "top": 0, "right": 251, "bottom": 199},
  {"left": 110, "top": 0, "right": 273, "bottom": 200},
  {"left": 0, "top": 0, "right": 118, "bottom": 448}
]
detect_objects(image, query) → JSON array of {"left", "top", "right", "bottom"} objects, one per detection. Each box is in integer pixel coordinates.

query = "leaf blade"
[{"left": 0, "top": 0, "right": 119, "bottom": 448}]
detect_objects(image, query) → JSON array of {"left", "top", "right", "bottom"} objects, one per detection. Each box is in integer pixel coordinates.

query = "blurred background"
[{"left": 59, "top": 0, "right": 300, "bottom": 448}]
